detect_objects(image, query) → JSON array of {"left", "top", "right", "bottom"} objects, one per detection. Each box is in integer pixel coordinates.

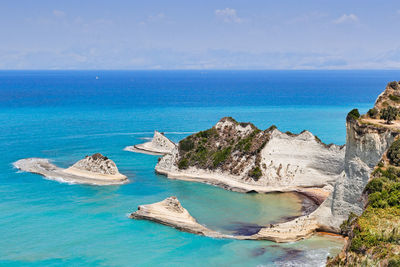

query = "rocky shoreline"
[{"left": 14, "top": 153, "right": 128, "bottom": 185}]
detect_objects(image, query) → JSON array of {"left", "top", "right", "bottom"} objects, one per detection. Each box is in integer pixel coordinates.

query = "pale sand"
[
  {"left": 124, "top": 146, "right": 165, "bottom": 156},
  {"left": 63, "top": 167, "right": 127, "bottom": 181},
  {"left": 14, "top": 158, "right": 128, "bottom": 185},
  {"left": 130, "top": 196, "right": 322, "bottom": 243}
]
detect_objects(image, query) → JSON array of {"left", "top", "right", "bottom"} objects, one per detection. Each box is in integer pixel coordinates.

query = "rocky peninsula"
[
  {"left": 14, "top": 153, "right": 128, "bottom": 185},
  {"left": 132, "top": 81, "right": 400, "bottom": 256},
  {"left": 125, "top": 131, "right": 176, "bottom": 155},
  {"left": 156, "top": 117, "right": 344, "bottom": 202}
]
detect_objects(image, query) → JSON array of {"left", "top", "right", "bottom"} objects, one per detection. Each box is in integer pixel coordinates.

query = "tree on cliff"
[{"left": 380, "top": 106, "right": 398, "bottom": 124}]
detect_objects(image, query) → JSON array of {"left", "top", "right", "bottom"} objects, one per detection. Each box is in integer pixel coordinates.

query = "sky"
[{"left": 1, "top": 0, "right": 400, "bottom": 70}]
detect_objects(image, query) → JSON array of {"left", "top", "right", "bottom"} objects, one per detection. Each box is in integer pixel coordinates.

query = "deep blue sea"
[{"left": 1, "top": 70, "right": 399, "bottom": 266}]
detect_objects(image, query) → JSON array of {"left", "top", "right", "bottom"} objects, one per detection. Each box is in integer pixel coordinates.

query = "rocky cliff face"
[
  {"left": 314, "top": 116, "right": 398, "bottom": 232},
  {"left": 71, "top": 153, "right": 120, "bottom": 175}
]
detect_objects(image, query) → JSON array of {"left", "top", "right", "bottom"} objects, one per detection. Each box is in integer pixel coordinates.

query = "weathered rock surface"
[
  {"left": 125, "top": 131, "right": 176, "bottom": 155},
  {"left": 14, "top": 153, "right": 127, "bottom": 185},
  {"left": 313, "top": 117, "right": 398, "bottom": 232}
]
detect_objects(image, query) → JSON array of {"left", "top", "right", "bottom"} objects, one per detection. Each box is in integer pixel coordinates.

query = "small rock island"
[
  {"left": 125, "top": 131, "right": 176, "bottom": 155},
  {"left": 14, "top": 153, "right": 128, "bottom": 185}
]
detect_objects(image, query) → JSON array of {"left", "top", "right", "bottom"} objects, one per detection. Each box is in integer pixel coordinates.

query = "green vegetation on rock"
[
  {"left": 388, "top": 139, "right": 400, "bottom": 166},
  {"left": 328, "top": 161, "right": 400, "bottom": 266},
  {"left": 389, "top": 81, "right": 400, "bottom": 90},
  {"left": 381, "top": 106, "right": 398, "bottom": 124},
  {"left": 367, "top": 108, "right": 378, "bottom": 118},
  {"left": 389, "top": 94, "right": 400, "bottom": 102},
  {"left": 175, "top": 118, "right": 270, "bottom": 179},
  {"left": 347, "top": 109, "right": 360, "bottom": 121},
  {"left": 248, "top": 166, "right": 262, "bottom": 180}
]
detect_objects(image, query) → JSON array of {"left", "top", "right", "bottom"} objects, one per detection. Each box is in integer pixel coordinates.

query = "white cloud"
[
  {"left": 139, "top": 13, "right": 166, "bottom": 25},
  {"left": 333, "top": 14, "right": 359, "bottom": 24},
  {"left": 215, "top": 8, "right": 242, "bottom": 23},
  {"left": 53, "top": 9, "right": 65, "bottom": 17}
]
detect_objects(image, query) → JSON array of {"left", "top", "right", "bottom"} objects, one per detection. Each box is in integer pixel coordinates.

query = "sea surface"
[{"left": 1, "top": 70, "right": 399, "bottom": 266}]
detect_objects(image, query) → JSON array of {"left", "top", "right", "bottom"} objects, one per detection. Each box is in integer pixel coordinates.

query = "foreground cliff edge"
[
  {"left": 14, "top": 153, "right": 128, "bottom": 185},
  {"left": 125, "top": 131, "right": 176, "bottom": 155},
  {"left": 133, "top": 81, "right": 400, "bottom": 253}
]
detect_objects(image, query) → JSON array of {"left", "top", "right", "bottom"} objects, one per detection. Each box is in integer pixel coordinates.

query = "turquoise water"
[{"left": 1, "top": 70, "right": 399, "bottom": 266}]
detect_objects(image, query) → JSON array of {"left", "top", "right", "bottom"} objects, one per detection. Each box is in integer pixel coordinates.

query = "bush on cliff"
[
  {"left": 367, "top": 108, "right": 378, "bottom": 118},
  {"left": 389, "top": 94, "right": 400, "bottom": 102},
  {"left": 380, "top": 106, "right": 398, "bottom": 124},
  {"left": 248, "top": 166, "right": 262, "bottom": 180},
  {"left": 388, "top": 139, "right": 400, "bottom": 166},
  {"left": 347, "top": 109, "right": 360, "bottom": 121},
  {"left": 389, "top": 81, "right": 399, "bottom": 90}
]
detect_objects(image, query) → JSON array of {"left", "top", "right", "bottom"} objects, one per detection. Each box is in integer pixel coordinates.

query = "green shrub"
[
  {"left": 347, "top": 109, "right": 360, "bottom": 121},
  {"left": 196, "top": 128, "right": 217, "bottom": 139},
  {"left": 340, "top": 212, "right": 358, "bottom": 235},
  {"left": 389, "top": 95, "right": 400, "bottom": 102},
  {"left": 212, "top": 146, "right": 231, "bottom": 167},
  {"left": 388, "top": 140, "right": 400, "bottom": 166},
  {"left": 249, "top": 166, "right": 262, "bottom": 180},
  {"left": 367, "top": 108, "right": 379, "bottom": 118},
  {"left": 178, "top": 158, "right": 189, "bottom": 169},
  {"left": 369, "top": 191, "right": 388, "bottom": 208},
  {"left": 389, "top": 81, "right": 399, "bottom": 90},
  {"left": 365, "top": 178, "right": 384, "bottom": 194},
  {"left": 388, "top": 257, "right": 400, "bottom": 267},
  {"left": 381, "top": 106, "right": 398, "bottom": 124},
  {"left": 387, "top": 190, "right": 400, "bottom": 207},
  {"left": 179, "top": 138, "right": 194, "bottom": 151}
]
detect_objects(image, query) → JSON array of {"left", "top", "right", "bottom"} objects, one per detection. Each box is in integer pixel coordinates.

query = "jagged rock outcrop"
[
  {"left": 14, "top": 153, "right": 127, "bottom": 185},
  {"left": 156, "top": 117, "right": 345, "bottom": 197},
  {"left": 130, "top": 196, "right": 225, "bottom": 238},
  {"left": 125, "top": 131, "right": 176, "bottom": 155},
  {"left": 69, "top": 153, "right": 119, "bottom": 175}
]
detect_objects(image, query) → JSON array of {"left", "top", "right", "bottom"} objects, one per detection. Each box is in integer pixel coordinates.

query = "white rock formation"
[
  {"left": 312, "top": 116, "right": 398, "bottom": 232},
  {"left": 125, "top": 131, "right": 176, "bottom": 155},
  {"left": 14, "top": 153, "right": 127, "bottom": 185},
  {"left": 130, "top": 196, "right": 225, "bottom": 238},
  {"left": 156, "top": 125, "right": 344, "bottom": 197}
]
